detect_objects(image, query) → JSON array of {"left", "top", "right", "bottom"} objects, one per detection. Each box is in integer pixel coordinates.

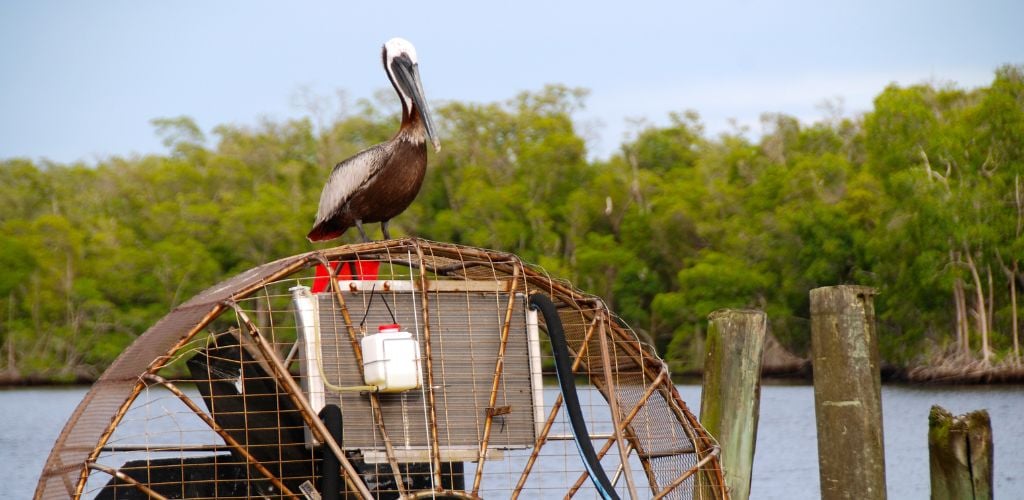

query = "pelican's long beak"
[
  {"left": 393, "top": 56, "right": 441, "bottom": 153},
  {"left": 411, "top": 67, "right": 441, "bottom": 153}
]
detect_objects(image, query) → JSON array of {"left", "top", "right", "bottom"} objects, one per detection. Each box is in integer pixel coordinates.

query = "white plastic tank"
[{"left": 361, "top": 324, "right": 423, "bottom": 393}]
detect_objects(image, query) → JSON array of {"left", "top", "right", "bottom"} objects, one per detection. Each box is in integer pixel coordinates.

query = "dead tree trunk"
[
  {"left": 964, "top": 249, "right": 990, "bottom": 363},
  {"left": 1013, "top": 261, "right": 1021, "bottom": 363},
  {"left": 1015, "top": 175, "right": 1023, "bottom": 362},
  {"left": 985, "top": 265, "right": 994, "bottom": 341},
  {"left": 953, "top": 275, "right": 968, "bottom": 356}
]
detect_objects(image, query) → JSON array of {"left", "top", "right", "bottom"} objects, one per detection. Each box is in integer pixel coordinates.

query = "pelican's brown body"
[
  {"left": 307, "top": 38, "right": 439, "bottom": 242},
  {"left": 306, "top": 116, "right": 429, "bottom": 242}
]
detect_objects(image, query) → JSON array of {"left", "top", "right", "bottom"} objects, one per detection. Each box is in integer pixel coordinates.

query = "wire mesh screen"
[
  {"left": 313, "top": 287, "right": 536, "bottom": 450},
  {"left": 35, "top": 238, "right": 726, "bottom": 500}
]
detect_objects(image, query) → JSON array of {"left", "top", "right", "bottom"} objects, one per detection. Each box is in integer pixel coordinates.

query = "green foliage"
[
  {"left": 0, "top": 236, "right": 35, "bottom": 297},
  {"left": 2, "top": 68, "right": 1023, "bottom": 381}
]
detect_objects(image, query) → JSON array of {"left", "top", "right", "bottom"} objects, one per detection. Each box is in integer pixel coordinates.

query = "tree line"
[{"left": 1, "top": 66, "right": 1021, "bottom": 382}]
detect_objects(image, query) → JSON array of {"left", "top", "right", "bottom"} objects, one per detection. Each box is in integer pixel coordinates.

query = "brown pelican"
[{"left": 307, "top": 38, "right": 441, "bottom": 242}]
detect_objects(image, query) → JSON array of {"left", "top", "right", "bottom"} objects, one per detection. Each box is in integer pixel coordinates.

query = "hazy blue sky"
[{"left": 1, "top": 1, "right": 1020, "bottom": 163}]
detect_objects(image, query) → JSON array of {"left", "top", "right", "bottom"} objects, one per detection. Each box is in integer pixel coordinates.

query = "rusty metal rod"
[
  {"left": 100, "top": 444, "right": 234, "bottom": 453},
  {"left": 647, "top": 366, "right": 721, "bottom": 491},
  {"left": 596, "top": 376, "right": 662, "bottom": 494},
  {"left": 413, "top": 244, "right": 444, "bottom": 489},
  {"left": 313, "top": 254, "right": 364, "bottom": 368},
  {"left": 143, "top": 374, "right": 297, "bottom": 499},
  {"left": 471, "top": 264, "right": 521, "bottom": 494},
  {"left": 611, "top": 442, "right": 636, "bottom": 488},
  {"left": 652, "top": 447, "right": 721, "bottom": 500},
  {"left": 314, "top": 253, "right": 408, "bottom": 496},
  {"left": 224, "top": 300, "right": 374, "bottom": 499},
  {"left": 567, "top": 369, "right": 668, "bottom": 497},
  {"left": 511, "top": 314, "right": 600, "bottom": 500},
  {"left": 597, "top": 313, "right": 639, "bottom": 499},
  {"left": 87, "top": 462, "right": 169, "bottom": 500}
]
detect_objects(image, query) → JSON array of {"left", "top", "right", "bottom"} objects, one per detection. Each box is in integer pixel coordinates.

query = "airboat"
[{"left": 35, "top": 238, "right": 726, "bottom": 499}]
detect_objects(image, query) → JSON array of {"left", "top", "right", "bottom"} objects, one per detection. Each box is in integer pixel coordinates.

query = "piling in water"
[
  {"left": 810, "top": 285, "right": 886, "bottom": 500},
  {"left": 928, "top": 405, "right": 993, "bottom": 500},
  {"left": 699, "top": 309, "right": 767, "bottom": 500}
]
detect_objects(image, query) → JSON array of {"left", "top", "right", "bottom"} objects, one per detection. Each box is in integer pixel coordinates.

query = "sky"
[{"left": 1, "top": 1, "right": 1021, "bottom": 164}]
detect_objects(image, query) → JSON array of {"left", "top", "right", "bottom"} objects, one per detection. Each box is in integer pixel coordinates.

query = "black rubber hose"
[
  {"left": 529, "top": 293, "right": 620, "bottom": 500},
  {"left": 319, "top": 404, "right": 343, "bottom": 500}
]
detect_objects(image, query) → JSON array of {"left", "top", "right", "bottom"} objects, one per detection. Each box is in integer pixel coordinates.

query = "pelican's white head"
[
  {"left": 384, "top": 37, "right": 418, "bottom": 65},
  {"left": 381, "top": 37, "right": 440, "bottom": 152},
  {"left": 383, "top": 38, "right": 419, "bottom": 113}
]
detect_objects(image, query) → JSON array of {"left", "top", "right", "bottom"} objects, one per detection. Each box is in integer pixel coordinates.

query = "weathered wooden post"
[
  {"left": 928, "top": 405, "right": 993, "bottom": 500},
  {"left": 699, "top": 309, "right": 767, "bottom": 500},
  {"left": 810, "top": 285, "right": 886, "bottom": 500}
]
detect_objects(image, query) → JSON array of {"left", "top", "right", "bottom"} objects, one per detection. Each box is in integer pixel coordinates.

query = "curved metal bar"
[
  {"left": 72, "top": 305, "right": 228, "bottom": 500},
  {"left": 66, "top": 254, "right": 317, "bottom": 499}
]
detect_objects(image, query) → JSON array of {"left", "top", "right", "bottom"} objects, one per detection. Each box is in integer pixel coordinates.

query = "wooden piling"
[
  {"left": 810, "top": 285, "right": 886, "bottom": 500},
  {"left": 928, "top": 405, "right": 993, "bottom": 500},
  {"left": 699, "top": 309, "right": 767, "bottom": 500}
]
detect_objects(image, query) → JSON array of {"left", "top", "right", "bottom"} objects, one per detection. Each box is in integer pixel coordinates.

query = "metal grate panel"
[{"left": 314, "top": 288, "right": 536, "bottom": 454}]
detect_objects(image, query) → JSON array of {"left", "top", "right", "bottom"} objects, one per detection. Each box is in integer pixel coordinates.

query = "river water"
[{"left": 4, "top": 383, "right": 1021, "bottom": 498}]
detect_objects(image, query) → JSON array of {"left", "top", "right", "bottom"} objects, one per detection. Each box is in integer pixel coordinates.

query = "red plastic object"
[{"left": 311, "top": 260, "right": 381, "bottom": 293}]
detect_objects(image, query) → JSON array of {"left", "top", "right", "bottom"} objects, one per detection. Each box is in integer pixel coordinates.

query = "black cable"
[
  {"left": 319, "top": 404, "right": 343, "bottom": 500},
  {"left": 358, "top": 283, "right": 397, "bottom": 329},
  {"left": 528, "top": 293, "right": 620, "bottom": 500}
]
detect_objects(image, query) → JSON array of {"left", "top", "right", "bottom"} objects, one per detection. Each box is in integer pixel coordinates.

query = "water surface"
[{"left": 5, "top": 383, "right": 1021, "bottom": 498}]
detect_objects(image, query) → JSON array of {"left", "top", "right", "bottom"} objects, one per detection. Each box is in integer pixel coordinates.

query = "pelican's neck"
[{"left": 396, "top": 107, "right": 427, "bottom": 145}]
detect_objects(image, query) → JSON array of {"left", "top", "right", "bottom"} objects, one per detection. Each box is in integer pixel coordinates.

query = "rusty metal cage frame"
[{"left": 35, "top": 238, "right": 727, "bottom": 499}]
